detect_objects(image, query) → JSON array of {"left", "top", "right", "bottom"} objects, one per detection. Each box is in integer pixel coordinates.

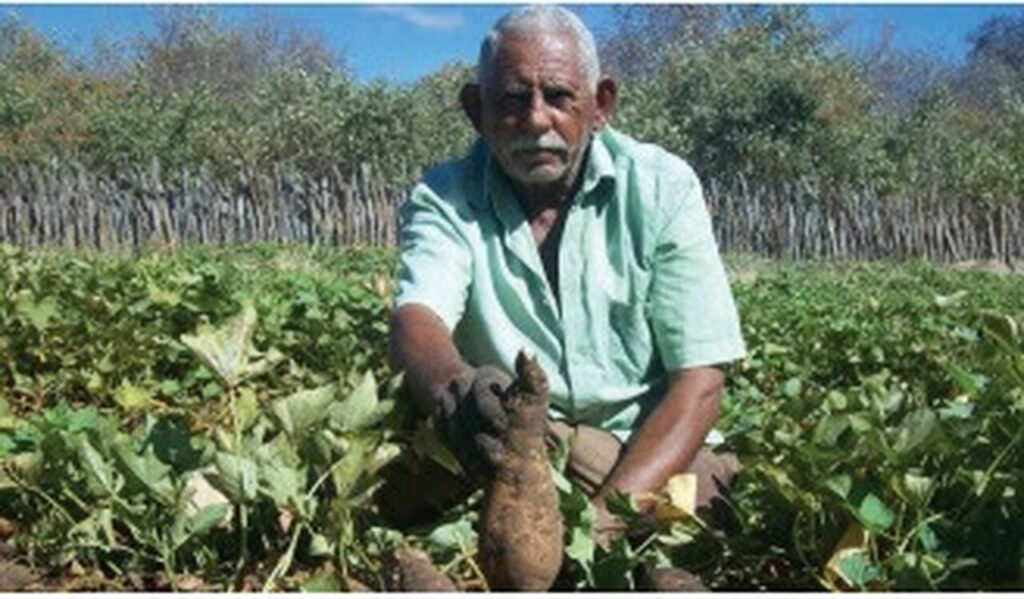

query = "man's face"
[{"left": 478, "top": 32, "right": 599, "bottom": 189}]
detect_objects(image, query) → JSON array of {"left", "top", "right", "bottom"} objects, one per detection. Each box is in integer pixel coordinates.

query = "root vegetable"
[
  {"left": 478, "top": 350, "right": 563, "bottom": 591},
  {"left": 386, "top": 547, "right": 457, "bottom": 592}
]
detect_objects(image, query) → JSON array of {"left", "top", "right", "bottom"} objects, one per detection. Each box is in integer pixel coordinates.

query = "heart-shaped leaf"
[{"left": 181, "top": 304, "right": 258, "bottom": 388}]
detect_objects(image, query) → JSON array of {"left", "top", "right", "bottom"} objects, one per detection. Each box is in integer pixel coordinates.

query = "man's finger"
[
  {"left": 475, "top": 433, "right": 506, "bottom": 467},
  {"left": 471, "top": 376, "right": 509, "bottom": 432}
]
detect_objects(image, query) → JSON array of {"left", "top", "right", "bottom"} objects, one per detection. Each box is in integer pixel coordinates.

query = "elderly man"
[{"left": 383, "top": 4, "right": 745, "bottom": 588}]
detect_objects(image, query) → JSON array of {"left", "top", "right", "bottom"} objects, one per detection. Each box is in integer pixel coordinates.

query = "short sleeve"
[
  {"left": 393, "top": 183, "right": 472, "bottom": 332},
  {"left": 648, "top": 160, "right": 746, "bottom": 370}
]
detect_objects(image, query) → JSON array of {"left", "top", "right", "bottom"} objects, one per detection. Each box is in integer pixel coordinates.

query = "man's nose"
[{"left": 524, "top": 91, "right": 553, "bottom": 132}]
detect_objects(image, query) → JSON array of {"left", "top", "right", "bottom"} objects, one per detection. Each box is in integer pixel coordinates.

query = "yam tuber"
[
  {"left": 478, "top": 350, "right": 563, "bottom": 591},
  {"left": 385, "top": 547, "right": 457, "bottom": 592}
]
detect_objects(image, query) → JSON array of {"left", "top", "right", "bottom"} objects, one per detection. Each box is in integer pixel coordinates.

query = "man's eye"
[
  {"left": 500, "top": 93, "right": 530, "bottom": 111},
  {"left": 545, "top": 90, "right": 574, "bottom": 107}
]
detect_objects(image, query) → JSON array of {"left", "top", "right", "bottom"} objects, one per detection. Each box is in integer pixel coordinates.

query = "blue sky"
[{"left": 3, "top": 4, "right": 1023, "bottom": 83}]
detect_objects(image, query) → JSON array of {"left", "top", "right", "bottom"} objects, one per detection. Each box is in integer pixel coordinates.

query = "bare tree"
[
  {"left": 852, "top": 23, "right": 956, "bottom": 114},
  {"left": 598, "top": 5, "right": 727, "bottom": 80},
  {"left": 134, "top": 6, "right": 341, "bottom": 97},
  {"left": 959, "top": 11, "right": 1024, "bottom": 111},
  {"left": 0, "top": 13, "right": 65, "bottom": 75}
]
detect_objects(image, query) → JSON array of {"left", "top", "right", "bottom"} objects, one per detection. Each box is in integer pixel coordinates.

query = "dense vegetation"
[
  {"left": 1, "top": 4, "right": 1022, "bottom": 591},
  {"left": 1, "top": 5, "right": 1023, "bottom": 202},
  {"left": 1, "top": 245, "right": 1022, "bottom": 590}
]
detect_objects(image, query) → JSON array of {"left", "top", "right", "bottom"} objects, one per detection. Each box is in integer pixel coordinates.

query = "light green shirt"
[{"left": 395, "top": 127, "right": 745, "bottom": 438}]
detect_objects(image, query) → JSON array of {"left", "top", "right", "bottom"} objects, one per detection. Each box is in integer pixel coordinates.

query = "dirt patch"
[{"left": 949, "top": 259, "right": 1023, "bottom": 276}]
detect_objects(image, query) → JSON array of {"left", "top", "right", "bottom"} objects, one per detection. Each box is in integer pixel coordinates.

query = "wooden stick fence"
[
  {"left": 1, "top": 160, "right": 1022, "bottom": 261},
  {"left": 707, "top": 175, "right": 1024, "bottom": 262},
  {"left": 0, "top": 160, "right": 403, "bottom": 251}
]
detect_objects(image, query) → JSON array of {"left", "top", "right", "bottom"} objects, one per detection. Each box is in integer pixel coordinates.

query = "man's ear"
[
  {"left": 594, "top": 76, "right": 618, "bottom": 129},
  {"left": 460, "top": 83, "right": 483, "bottom": 133}
]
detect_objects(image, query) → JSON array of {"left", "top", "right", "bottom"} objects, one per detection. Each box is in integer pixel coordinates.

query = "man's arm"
[
  {"left": 388, "top": 303, "right": 472, "bottom": 417},
  {"left": 592, "top": 366, "right": 725, "bottom": 532}
]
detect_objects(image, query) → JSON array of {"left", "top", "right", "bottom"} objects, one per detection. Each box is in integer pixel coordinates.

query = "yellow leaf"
[
  {"left": 825, "top": 521, "right": 869, "bottom": 589},
  {"left": 652, "top": 473, "right": 698, "bottom": 523},
  {"left": 115, "top": 380, "right": 151, "bottom": 412}
]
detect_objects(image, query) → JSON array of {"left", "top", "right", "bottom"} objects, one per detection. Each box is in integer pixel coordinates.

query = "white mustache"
[{"left": 507, "top": 131, "right": 569, "bottom": 154}]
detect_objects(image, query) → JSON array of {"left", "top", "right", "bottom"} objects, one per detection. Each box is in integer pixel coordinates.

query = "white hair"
[{"left": 477, "top": 5, "right": 600, "bottom": 93}]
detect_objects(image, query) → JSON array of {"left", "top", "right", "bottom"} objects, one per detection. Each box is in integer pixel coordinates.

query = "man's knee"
[{"left": 551, "top": 419, "right": 741, "bottom": 513}]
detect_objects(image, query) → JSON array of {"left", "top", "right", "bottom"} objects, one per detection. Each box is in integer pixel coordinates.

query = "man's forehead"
[{"left": 489, "top": 32, "right": 585, "bottom": 86}]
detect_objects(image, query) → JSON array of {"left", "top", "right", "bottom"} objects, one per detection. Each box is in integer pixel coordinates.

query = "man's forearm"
[
  {"left": 595, "top": 367, "right": 725, "bottom": 505},
  {"left": 388, "top": 303, "right": 471, "bottom": 416}
]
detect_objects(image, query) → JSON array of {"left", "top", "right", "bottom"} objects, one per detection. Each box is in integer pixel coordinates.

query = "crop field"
[{"left": 1, "top": 243, "right": 1022, "bottom": 591}]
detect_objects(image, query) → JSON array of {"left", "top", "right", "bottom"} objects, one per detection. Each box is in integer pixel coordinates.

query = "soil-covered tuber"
[
  {"left": 478, "top": 350, "right": 563, "bottom": 591},
  {"left": 385, "top": 547, "right": 457, "bottom": 592}
]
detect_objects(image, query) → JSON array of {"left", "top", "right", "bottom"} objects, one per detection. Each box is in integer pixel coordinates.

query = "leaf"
[
  {"left": 551, "top": 463, "right": 572, "bottom": 493},
  {"left": 147, "top": 283, "right": 180, "bottom": 307},
  {"left": 331, "top": 437, "right": 370, "bottom": 498},
  {"left": 211, "top": 452, "right": 259, "bottom": 504},
  {"left": 652, "top": 473, "right": 698, "bottom": 523},
  {"left": 259, "top": 458, "right": 305, "bottom": 511},
  {"left": 825, "top": 521, "right": 869, "bottom": 589},
  {"left": 15, "top": 294, "right": 59, "bottom": 330},
  {"left": 115, "top": 380, "right": 151, "bottom": 412},
  {"left": 938, "top": 399, "right": 974, "bottom": 420},
  {"left": 427, "top": 517, "right": 477, "bottom": 552},
  {"left": 301, "top": 570, "right": 342, "bottom": 592},
  {"left": 308, "top": 533, "right": 333, "bottom": 557},
  {"left": 851, "top": 485, "right": 895, "bottom": 532},
  {"left": 902, "top": 472, "right": 935, "bottom": 507},
  {"left": 67, "top": 407, "right": 100, "bottom": 433},
  {"left": 605, "top": 489, "right": 643, "bottom": 520},
  {"left": 981, "top": 310, "right": 1020, "bottom": 346},
  {"left": 148, "top": 416, "right": 203, "bottom": 472},
  {"left": 893, "top": 408, "right": 938, "bottom": 455},
  {"left": 410, "top": 421, "right": 463, "bottom": 477},
  {"left": 75, "top": 437, "right": 116, "bottom": 497},
  {"left": 180, "top": 303, "right": 258, "bottom": 388},
  {"left": 934, "top": 290, "right": 968, "bottom": 308},
  {"left": 826, "top": 390, "right": 848, "bottom": 411},
  {"left": 111, "top": 437, "right": 174, "bottom": 503},
  {"left": 271, "top": 384, "right": 336, "bottom": 437},
  {"left": 236, "top": 387, "right": 260, "bottom": 431},
  {"left": 756, "top": 462, "right": 815, "bottom": 508},
  {"left": 592, "top": 537, "right": 636, "bottom": 590},
  {"left": 328, "top": 370, "right": 382, "bottom": 432},
  {"left": 0, "top": 398, "right": 17, "bottom": 431},
  {"left": 838, "top": 553, "right": 880, "bottom": 589},
  {"left": 947, "top": 363, "right": 988, "bottom": 395},
  {"left": 825, "top": 473, "right": 852, "bottom": 499},
  {"left": 657, "top": 520, "right": 699, "bottom": 546},
  {"left": 814, "top": 414, "right": 850, "bottom": 445},
  {"left": 781, "top": 378, "right": 802, "bottom": 399},
  {"left": 187, "top": 503, "right": 230, "bottom": 536},
  {"left": 0, "top": 433, "right": 14, "bottom": 457},
  {"left": 565, "top": 526, "right": 596, "bottom": 566},
  {"left": 559, "top": 483, "right": 595, "bottom": 530},
  {"left": 762, "top": 342, "right": 790, "bottom": 355}
]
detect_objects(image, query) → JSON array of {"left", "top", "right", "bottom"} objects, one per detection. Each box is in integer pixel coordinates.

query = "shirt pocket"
[{"left": 606, "top": 274, "right": 653, "bottom": 379}]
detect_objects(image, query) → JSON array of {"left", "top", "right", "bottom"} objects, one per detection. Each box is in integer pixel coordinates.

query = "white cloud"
[{"left": 367, "top": 6, "right": 463, "bottom": 32}]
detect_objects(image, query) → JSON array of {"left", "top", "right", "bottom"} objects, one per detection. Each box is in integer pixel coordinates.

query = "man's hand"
[
  {"left": 435, "top": 365, "right": 514, "bottom": 479},
  {"left": 389, "top": 304, "right": 516, "bottom": 479},
  {"left": 593, "top": 367, "right": 725, "bottom": 536}
]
